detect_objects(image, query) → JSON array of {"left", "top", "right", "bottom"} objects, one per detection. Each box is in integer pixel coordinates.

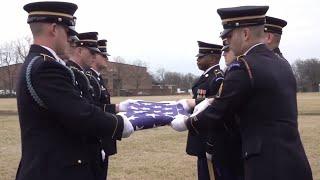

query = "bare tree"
[
  {"left": 181, "top": 73, "right": 197, "bottom": 91},
  {"left": 14, "top": 36, "right": 31, "bottom": 61},
  {"left": 151, "top": 67, "right": 197, "bottom": 91},
  {"left": 0, "top": 37, "right": 31, "bottom": 95},
  {"left": 155, "top": 67, "right": 166, "bottom": 84},
  {"left": 0, "top": 42, "right": 16, "bottom": 94},
  {"left": 292, "top": 58, "right": 320, "bottom": 92}
]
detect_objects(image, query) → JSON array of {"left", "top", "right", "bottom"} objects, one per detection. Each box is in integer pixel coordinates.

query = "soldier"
[
  {"left": 66, "top": 33, "right": 130, "bottom": 179},
  {"left": 264, "top": 16, "right": 287, "bottom": 60},
  {"left": 16, "top": 2, "right": 134, "bottom": 180},
  {"left": 86, "top": 39, "right": 115, "bottom": 112},
  {"left": 178, "top": 41, "right": 243, "bottom": 180},
  {"left": 171, "top": 6, "right": 313, "bottom": 180},
  {"left": 204, "top": 39, "right": 243, "bottom": 180},
  {"left": 66, "top": 32, "right": 100, "bottom": 102},
  {"left": 86, "top": 39, "right": 118, "bottom": 179},
  {"left": 179, "top": 41, "right": 224, "bottom": 180}
]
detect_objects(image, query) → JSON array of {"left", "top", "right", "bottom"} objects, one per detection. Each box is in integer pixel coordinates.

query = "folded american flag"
[{"left": 119, "top": 100, "right": 189, "bottom": 131}]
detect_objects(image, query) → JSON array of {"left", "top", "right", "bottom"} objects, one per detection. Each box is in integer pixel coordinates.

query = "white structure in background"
[{"left": 177, "top": 88, "right": 185, "bottom": 94}]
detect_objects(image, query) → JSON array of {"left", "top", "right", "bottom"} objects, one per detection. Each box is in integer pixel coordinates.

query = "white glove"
[
  {"left": 117, "top": 112, "right": 134, "bottom": 138},
  {"left": 101, "top": 150, "right": 106, "bottom": 161},
  {"left": 118, "top": 99, "right": 136, "bottom": 112},
  {"left": 206, "top": 152, "right": 213, "bottom": 161},
  {"left": 177, "top": 99, "right": 195, "bottom": 112},
  {"left": 170, "top": 114, "right": 188, "bottom": 132},
  {"left": 191, "top": 98, "right": 213, "bottom": 117}
]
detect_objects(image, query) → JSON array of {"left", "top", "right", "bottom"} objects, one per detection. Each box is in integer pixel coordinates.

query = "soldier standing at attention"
[
  {"left": 66, "top": 32, "right": 101, "bottom": 102},
  {"left": 86, "top": 39, "right": 119, "bottom": 179},
  {"left": 264, "top": 16, "right": 288, "bottom": 60},
  {"left": 16, "top": 2, "right": 134, "bottom": 180},
  {"left": 180, "top": 41, "right": 223, "bottom": 180},
  {"left": 171, "top": 6, "right": 313, "bottom": 180}
]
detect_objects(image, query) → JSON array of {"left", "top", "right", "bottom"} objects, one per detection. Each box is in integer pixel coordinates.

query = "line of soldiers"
[
  {"left": 16, "top": 2, "right": 135, "bottom": 180},
  {"left": 15, "top": 1, "right": 314, "bottom": 180},
  {"left": 172, "top": 5, "right": 313, "bottom": 180}
]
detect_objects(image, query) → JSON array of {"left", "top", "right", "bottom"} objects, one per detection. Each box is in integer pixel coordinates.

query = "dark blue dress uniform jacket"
[
  {"left": 188, "top": 44, "right": 313, "bottom": 180},
  {"left": 15, "top": 45, "right": 124, "bottom": 180},
  {"left": 186, "top": 65, "right": 224, "bottom": 157},
  {"left": 86, "top": 68, "right": 117, "bottom": 156}
]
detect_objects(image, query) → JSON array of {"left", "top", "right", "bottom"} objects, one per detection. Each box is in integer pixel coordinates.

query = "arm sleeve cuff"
[
  {"left": 103, "top": 104, "right": 116, "bottom": 114},
  {"left": 112, "top": 115, "right": 124, "bottom": 140},
  {"left": 186, "top": 117, "right": 200, "bottom": 135}
]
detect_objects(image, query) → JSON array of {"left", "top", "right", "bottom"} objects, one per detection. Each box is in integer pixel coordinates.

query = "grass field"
[{"left": 0, "top": 93, "right": 319, "bottom": 179}]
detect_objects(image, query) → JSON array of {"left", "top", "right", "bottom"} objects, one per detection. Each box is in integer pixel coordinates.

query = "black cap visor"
[{"left": 220, "top": 29, "right": 233, "bottom": 39}]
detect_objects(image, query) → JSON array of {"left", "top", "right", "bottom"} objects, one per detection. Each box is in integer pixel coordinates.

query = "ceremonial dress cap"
[
  {"left": 76, "top": 32, "right": 100, "bottom": 53},
  {"left": 265, "top": 16, "right": 287, "bottom": 35},
  {"left": 217, "top": 6, "right": 269, "bottom": 38},
  {"left": 97, "top": 40, "right": 111, "bottom": 57},
  {"left": 196, "top": 41, "right": 223, "bottom": 57},
  {"left": 23, "top": 1, "right": 78, "bottom": 36}
]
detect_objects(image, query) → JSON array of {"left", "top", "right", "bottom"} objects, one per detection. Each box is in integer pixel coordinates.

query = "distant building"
[
  {"left": 102, "top": 61, "right": 153, "bottom": 96},
  {"left": 0, "top": 63, "right": 20, "bottom": 95},
  {"left": 0, "top": 61, "right": 155, "bottom": 96}
]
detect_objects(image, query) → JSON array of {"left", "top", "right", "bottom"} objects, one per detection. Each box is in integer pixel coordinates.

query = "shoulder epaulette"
[
  {"left": 85, "top": 70, "right": 93, "bottom": 76},
  {"left": 226, "top": 61, "right": 241, "bottom": 72},
  {"left": 236, "top": 55, "right": 254, "bottom": 86},
  {"left": 214, "top": 69, "right": 224, "bottom": 77},
  {"left": 39, "top": 53, "right": 55, "bottom": 61},
  {"left": 69, "top": 66, "right": 91, "bottom": 90},
  {"left": 213, "top": 69, "right": 224, "bottom": 82}
]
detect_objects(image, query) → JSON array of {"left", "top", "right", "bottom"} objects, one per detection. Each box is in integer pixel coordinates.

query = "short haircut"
[
  {"left": 29, "top": 23, "right": 46, "bottom": 37},
  {"left": 248, "top": 25, "right": 265, "bottom": 38}
]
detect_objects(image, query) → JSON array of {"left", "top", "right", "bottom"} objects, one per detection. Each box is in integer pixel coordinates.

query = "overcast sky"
[{"left": 1, "top": 0, "right": 319, "bottom": 75}]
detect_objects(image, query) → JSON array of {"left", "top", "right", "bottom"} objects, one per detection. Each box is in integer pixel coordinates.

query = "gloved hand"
[
  {"left": 117, "top": 112, "right": 134, "bottom": 138},
  {"left": 118, "top": 99, "right": 136, "bottom": 112},
  {"left": 190, "top": 98, "right": 214, "bottom": 117},
  {"left": 177, "top": 99, "right": 195, "bottom": 112},
  {"left": 206, "top": 152, "right": 213, "bottom": 161},
  {"left": 170, "top": 114, "right": 189, "bottom": 132}
]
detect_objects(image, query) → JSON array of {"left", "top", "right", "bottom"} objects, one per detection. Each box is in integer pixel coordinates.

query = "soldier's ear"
[
  {"left": 243, "top": 27, "right": 250, "bottom": 41},
  {"left": 264, "top": 33, "right": 272, "bottom": 44},
  {"left": 49, "top": 23, "right": 58, "bottom": 37}
]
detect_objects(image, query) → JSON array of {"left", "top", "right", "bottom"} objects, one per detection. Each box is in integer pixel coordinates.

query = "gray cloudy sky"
[{"left": 1, "top": 0, "right": 319, "bottom": 75}]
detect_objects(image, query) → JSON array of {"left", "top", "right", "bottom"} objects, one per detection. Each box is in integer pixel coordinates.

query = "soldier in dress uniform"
[
  {"left": 203, "top": 39, "right": 243, "bottom": 180},
  {"left": 65, "top": 32, "right": 113, "bottom": 180},
  {"left": 171, "top": 6, "right": 313, "bottom": 180},
  {"left": 16, "top": 2, "right": 134, "bottom": 180},
  {"left": 185, "top": 41, "right": 224, "bottom": 180},
  {"left": 264, "top": 16, "right": 288, "bottom": 60},
  {"left": 66, "top": 32, "right": 101, "bottom": 102},
  {"left": 86, "top": 39, "right": 118, "bottom": 179}
]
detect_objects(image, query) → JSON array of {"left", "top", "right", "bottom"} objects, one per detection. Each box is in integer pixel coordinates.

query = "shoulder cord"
[
  {"left": 86, "top": 72, "right": 102, "bottom": 99},
  {"left": 70, "top": 66, "right": 91, "bottom": 90},
  {"left": 26, "top": 57, "right": 76, "bottom": 108},
  {"left": 237, "top": 55, "right": 254, "bottom": 87},
  {"left": 26, "top": 56, "right": 47, "bottom": 109}
]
